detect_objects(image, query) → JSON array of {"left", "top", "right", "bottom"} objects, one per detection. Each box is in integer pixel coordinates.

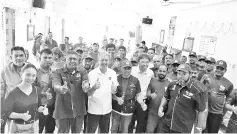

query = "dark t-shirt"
[
  {"left": 204, "top": 74, "right": 234, "bottom": 114},
  {"left": 3, "top": 86, "right": 39, "bottom": 124},
  {"left": 226, "top": 89, "right": 237, "bottom": 125},
  {"left": 148, "top": 78, "right": 170, "bottom": 115}
]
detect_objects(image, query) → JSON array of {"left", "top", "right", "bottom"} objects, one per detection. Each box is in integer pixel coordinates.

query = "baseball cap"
[
  {"left": 172, "top": 60, "right": 180, "bottom": 66},
  {"left": 198, "top": 55, "right": 206, "bottom": 61},
  {"left": 131, "top": 57, "right": 138, "bottom": 62},
  {"left": 75, "top": 47, "right": 83, "bottom": 52},
  {"left": 177, "top": 64, "right": 191, "bottom": 73},
  {"left": 206, "top": 57, "right": 216, "bottom": 63},
  {"left": 216, "top": 60, "right": 227, "bottom": 69},
  {"left": 84, "top": 54, "right": 93, "bottom": 60},
  {"left": 52, "top": 47, "right": 63, "bottom": 57},
  {"left": 189, "top": 52, "right": 197, "bottom": 57},
  {"left": 121, "top": 60, "right": 132, "bottom": 68}
]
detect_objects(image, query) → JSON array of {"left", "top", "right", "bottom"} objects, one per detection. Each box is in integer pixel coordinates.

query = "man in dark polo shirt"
[
  {"left": 204, "top": 60, "right": 234, "bottom": 133},
  {"left": 52, "top": 50, "right": 89, "bottom": 133},
  {"left": 225, "top": 89, "right": 237, "bottom": 133},
  {"left": 111, "top": 60, "right": 141, "bottom": 133},
  {"left": 158, "top": 64, "right": 208, "bottom": 133},
  {"left": 146, "top": 64, "right": 170, "bottom": 133}
]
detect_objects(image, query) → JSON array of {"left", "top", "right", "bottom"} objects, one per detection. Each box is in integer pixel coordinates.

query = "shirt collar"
[
  {"left": 9, "top": 62, "right": 25, "bottom": 72},
  {"left": 95, "top": 67, "right": 109, "bottom": 75},
  {"left": 39, "top": 66, "right": 51, "bottom": 74}
]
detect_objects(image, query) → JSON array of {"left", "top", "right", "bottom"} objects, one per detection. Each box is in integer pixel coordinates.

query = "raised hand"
[
  {"left": 93, "top": 78, "right": 101, "bottom": 90},
  {"left": 158, "top": 107, "right": 164, "bottom": 117},
  {"left": 21, "top": 111, "right": 31, "bottom": 121}
]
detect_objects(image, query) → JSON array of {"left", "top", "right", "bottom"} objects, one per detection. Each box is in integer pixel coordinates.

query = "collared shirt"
[
  {"left": 1, "top": 62, "right": 22, "bottom": 98},
  {"left": 88, "top": 67, "right": 118, "bottom": 115},
  {"left": 45, "top": 39, "right": 58, "bottom": 49},
  {"left": 35, "top": 67, "right": 53, "bottom": 106},
  {"left": 163, "top": 79, "right": 208, "bottom": 133},
  {"left": 131, "top": 66, "right": 154, "bottom": 99},
  {"left": 52, "top": 66, "right": 88, "bottom": 119}
]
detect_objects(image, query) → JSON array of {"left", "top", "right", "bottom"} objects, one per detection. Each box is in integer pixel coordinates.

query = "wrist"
[{"left": 196, "top": 126, "right": 202, "bottom": 131}]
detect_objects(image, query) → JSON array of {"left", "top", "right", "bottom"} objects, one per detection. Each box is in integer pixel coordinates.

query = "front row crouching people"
[
  {"left": 85, "top": 51, "right": 118, "bottom": 133},
  {"left": 111, "top": 60, "right": 142, "bottom": 133},
  {"left": 4, "top": 64, "right": 51, "bottom": 133},
  {"left": 158, "top": 64, "right": 208, "bottom": 133},
  {"left": 52, "top": 50, "right": 89, "bottom": 133}
]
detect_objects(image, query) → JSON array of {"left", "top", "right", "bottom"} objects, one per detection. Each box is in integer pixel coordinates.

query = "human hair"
[
  {"left": 164, "top": 54, "right": 174, "bottom": 59},
  {"left": 11, "top": 46, "right": 25, "bottom": 55},
  {"left": 65, "top": 36, "right": 69, "bottom": 40},
  {"left": 120, "top": 38, "right": 124, "bottom": 41},
  {"left": 148, "top": 48, "right": 155, "bottom": 53},
  {"left": 38, "top": 33, "right": 43, "bottom": 36},
  {"left": 40, "top": 48, "right": 53, "bottom": 55},
  {"left": 118, "top": 46, "right": 126, "bottom": 51},
  {"left": 138, "top": 53, "right": 150, "bottom": 62},
  {"left": 21, "top": 63, "right": 37, "bottom": 73},
  {"left": 141, "top": 41, "right": 146, "bottom": 45},
  {"left": 93, "top": 43, "right": 99, "bottom": 47},
  {"left": 106, "top": 44, "right": 116, "bottom": 50},
  {"left": 66, "top": 50, "right": 79, "bottom": 56},
  {"left": 158, "top": 64, "right": 168, "bottom": 71}
]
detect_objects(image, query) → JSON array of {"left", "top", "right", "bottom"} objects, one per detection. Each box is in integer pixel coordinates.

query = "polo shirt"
[
  {"left": 112, "top": 75, "right": 141, "bottom": 115},
  {"left": 163, "top": 79, "right": 208, "bottom": 133},
  {"left": 88, "top": 67, "right": 118, "bottom": 115},
  {"left": 226, "top": 89, "right": 237, "bottom": 125},
  {"left": 205, "top": 74, "right": 234, "bottom": 114},
  {"left": 131, "top": 66, "right": 154, "bottom": 99},
  {"left": 0, "top": 62, "right": 23, "bottom": 98},
  {"left": 35, "top": 67, "right": 54, "bottom": 106},
  {"left": 52, "top": 66, "right": 88, "bottom": 120},
  {"left": 148, "top": 78, "right": 170, "bottom": 115}
]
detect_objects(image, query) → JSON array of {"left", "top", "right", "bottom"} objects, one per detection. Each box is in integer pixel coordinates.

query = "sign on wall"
[
  {"left": 182, "top": 37, "right": 194, "bottom": 52},
  {"left": 199, "top": 36, "right": 217, "bottom": 55}
]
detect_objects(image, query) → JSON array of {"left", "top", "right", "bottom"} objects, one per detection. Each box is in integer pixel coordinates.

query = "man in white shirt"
[
  {"left": 128, "top": 53, "right": 154, "bottom": 133},
  {"left": 86, "top": 51, "right": 118, "bottom": 133}
]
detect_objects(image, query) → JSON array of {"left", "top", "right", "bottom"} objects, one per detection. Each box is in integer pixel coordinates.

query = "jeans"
[
  {"left": 57, "top": 115, "right": 84, "bottom": 133},
  {"left": 86, "top": 112, "right": 111, "bottom": 133},
  {"left": 128, "top": 101, "right": 148, "bottom": 133},
  {"left": 160, "top": 122, "right": 180, "bottom": 133},
  {"left": 206, "top": 112, "right": 222, "bottom": 133},
  {"left": 226, "top": 119, "right": 237, "bottom": 133},
  {"left": 111, "top": 111, "right": 132, "bottom": 133},
  {"left": 146, "top": 113, "right": 163, "bottom": 133},
  {"left": 38, "top": 106, "right": 55, "bottom": 133}
]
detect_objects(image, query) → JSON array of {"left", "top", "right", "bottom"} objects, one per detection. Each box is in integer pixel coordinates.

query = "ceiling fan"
[{"left": 161, "top": 0, "right": 201, "bottom": 6}]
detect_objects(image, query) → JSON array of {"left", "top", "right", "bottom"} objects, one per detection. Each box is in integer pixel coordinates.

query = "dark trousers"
[
  {"left": 146, "top": 113, "right": 163, "bottom": 133},
  {"left": 39, "top": 106, "right": 55, "bottom": 133},
  {"left": 86, "top": 112, "right": 111, "bottom": 133},
  {"left": 57, "top": 115, "right": 84, "bottom": 133},
  {"left": 160, "top": 122, "right": 181, "bottom": 133},
  {"left": 206, "top": 112, "right": 223, "bottom": 133},
  {"left": 128, "top": 101, "right": 149, "bottom": 133}
]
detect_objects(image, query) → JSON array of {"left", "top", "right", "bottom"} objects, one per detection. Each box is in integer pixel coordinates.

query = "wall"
[{"left": 172, "top": 0, "right": 237, "bottom": 87}]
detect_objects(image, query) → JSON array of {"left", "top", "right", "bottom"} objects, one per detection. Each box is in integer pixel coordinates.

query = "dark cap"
[
  {"left": 216, "top": 60, "right": 227, "bottom": 69},
  {"left": 121, "top": 60, "right": 132, "bottom": 68},
  {"left": 198, "top": 55, "right": 206, "bottom": 61},
  {"left": 177, "top": 64, "right": 191, "bottom": 73},
  {"left": 114, "top": 53, "right": 122, "bottom": 59},
  {"left": 84, "top": 54, "right": 93, "bottom": 60},
  {"left": 52, "top": 47, "right": 63, "bottom": 57},
  {"left": 66, "top": 50, "right": 79, "bottom": 56},
  {"left": 118, "top": 46, "right": 126, "bottom": 51},
  {"left": 189, "top": 52, "right": 197, "bottom": 57},
  {"left": 172, "top": 60, "right": 180, "bottom": 65},
  {"left": 131, "top": 57, "right": 138, "bottom": 62},
  {"left": 75, "top": 47, "right": 83, "bottom": 52},
  {"left": 106, "top": 44, "right": 116, "bottom": 50},
  {"left": 206, "top": 57, "right": 216, "bottom": 63}
]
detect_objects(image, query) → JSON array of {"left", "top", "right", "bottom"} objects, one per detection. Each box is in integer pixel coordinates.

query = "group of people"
[{"left": 0, "top": 32, "right": 236, "bottom": 134}]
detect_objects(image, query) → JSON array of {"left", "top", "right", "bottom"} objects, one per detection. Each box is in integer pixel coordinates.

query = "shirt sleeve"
[
  {"left": 80, "top": 68, "right": 88, "bottom": 82},
  {"left": 226, "top": 89, "right": 237, "bottom": 105},
  {"left": 164, "top": 82, "right": 175, "bottom": 100},
  {"left": 112, "top": 71, "right": 119, "bottom": 87},
  {"left": 226, "top": 84, "right": 234, "bottom": 97},
  {"left": 3, "top": 90, "right": 15, "bottom": 117},
  {"left": 135, "top": 79, "right": 141, "bottom": 94},
  {"left": 52, "top": 70, "right": 62, "bottom": 86},
  {"left": 195, "top": 91, "right": 208, "bottom": 112},
  {"left": 88, "top": 71, "right": 95, "bottom": 88},
  {"left": 0, "top": 70, "right": 6, "bottom": 97}
]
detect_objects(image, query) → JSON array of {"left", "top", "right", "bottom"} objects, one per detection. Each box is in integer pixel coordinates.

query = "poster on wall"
[
  {"left": 199, "top": 36, "right": 217, "bottom": 55},
  {"left": 152, "top": 43, "right": 163, "bottom": 55},
  {"left": 182, "top": 37, "right": 194, "bottom": 52},
  {"left": 171, "top": 48, "right": 182, "bottom": 61},
  {"left": 27, "top": 24, "right": 35, "bottom": 41}
]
